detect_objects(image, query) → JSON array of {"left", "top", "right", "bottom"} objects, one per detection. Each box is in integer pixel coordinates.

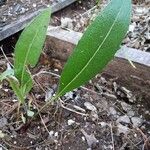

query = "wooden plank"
[
  {"left": 0, "top": 0, "right": 77, "bottom": 41},
  {"left": 45, "top": 26, "right": 150, "bottom": 97},
  {"left": 46, "top": 26, "right": 150, "bottom": 67},
  {"left": 51, "top": 0, "right": 77, "bottom": 13}
]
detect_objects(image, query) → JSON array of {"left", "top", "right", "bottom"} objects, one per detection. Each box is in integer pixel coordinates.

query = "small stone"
[
  {"left": 109, "top": 107, "right": 117, "bottom": 115},
  {"left": 49, "top": 131, "right": 54, "bottom": 137},
  {"left": 131, "top": 117, "right": 143, "bottom": 127},
  {"left": 116, "top": 115, "right": 130, "bottom": 124},
  {"left": 81, "top": 129, "right": 97, "bottom": 148},
  {"left": 121, "top": 102, "right": 132, "bottom": 112},
  {"left": 64, "top": 91, "right": 73, "bottom": 99},
  {"left": 129, "top": 22, "right": 136, "bottom": 32},
  {"left": 54, "top": 132, "right": 58, "bottom": 137},
  {"left": 0, "top": 117, "right": 7, "bottom": 128},
  {"left": 117, "top": 123, "right": 129, "bottom": 134},
  {"left": 0, "top": 130, "right": 5, "bottom": 138},
  {"left": 61, "top": 17, "right": 73, "bottom": 29},
  {"left": 54, "top": 68, "right": 58, "bottom": 72},
  {"left": 135, "top": 7, "right": 148, "bottom": 15},
  {"left": 13, "top": 141, "right": 17, "bottom": 144},
  {"left": 20, "top": 7, "right": 26, "bottom": 14},
  {"left": 82, "top": 136, "right": 86, "bottom": 141},
  {"left": 45, "top": 88, "right": 54, "bottom": 101},
  {"left": 84, "top": 102, "right": 97, "bottom": 112},
  {"left": 67, "top": 119, "right": 75, "bottom": 126},
  {"left": 99, "top": 122, "right": 107, "bottom": 127},
  {"left": 91, "top": 112, "right": 98, "bottom": 121},
  {"left": 127, "top": 110, "right": 135, "bottom": 117},
  {"left": 33, "top": 3, "right": 36, "bottom": 8}
]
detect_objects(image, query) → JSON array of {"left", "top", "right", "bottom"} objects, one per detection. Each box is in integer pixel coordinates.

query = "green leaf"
[
  {"left": 14, "top": 8, "right": 51, "bottom": 97},
  {"left": 0, "top": 68, "right": 14, "bottom": 82},
  {"left": 57, "top": 0, "right": 131, "bottom": 97},
  {"left": 8, "top": 76, "right": 25, "bottom": 103}
]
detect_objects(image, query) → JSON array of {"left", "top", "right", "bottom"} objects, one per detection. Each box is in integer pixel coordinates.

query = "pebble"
[
  {"left": 121, "top": 102, "right": 132, "bottom": 112},
  {"left": 127, "top": 110, "right": 135, "bottom": 117},
  {"left": 131, "top": 117, "right": 143, "bottom": 127},
  {"left": 99, "top": 122, "right": 107, "bottom": 127},
  {"left": 84, "top": 102, "right": 97, "bottom": 112},
  {"left": 67, "top": 119, "right": 75, "bottom": 126},
  {"left": 64, "top": 91, "right": 73, "bottom": 99},
  {"left": 129, "top": 22, "right": 136, "bottom": 32},
  {"left": 54, "top": 132, "right": 58, "bottom": 137},
  {"left": 0, "top": 130, "right": 5, "bottom": 138},
  {"left": 117, "top": 123, "right": 129, "bottom": 134},
  {"left": 45, "top": 88, "right": 54, "bottom": 101},
  {"left": 116, "top": 115, "right": 130, "bottom": 124},
  {"left": 0, "top": 117, "right": 8, "bottom": 128},
  {"left": 109, "top": 107, "right": 117, "bottom": 115},
  {"left": 33, "top": 3, "right": 36, "bottom": 8},
  {"left": 135, "top": 7, "right": 149, "bottom": 15},
  {"left": 82, "top": 136, "right": 86, "bottom": 141},
  {"left": 61, "top": 17, "right": 73, "bottom": 29},
  {"left": 49, "top": 131, "right": 54, "bottom": 137}
]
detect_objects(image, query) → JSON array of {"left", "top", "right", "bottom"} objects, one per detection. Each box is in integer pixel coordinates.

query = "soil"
[
  {"left": 0, "top": 0, "right": 52, "bottom": 30},
  {"left": 51, "top": 0, "right": 150, "bottom": 52},
  {"left": 0, "top": 54, "right": 150, "bottom": 150},
  {"left": 0, "top": 0, "right": 150, "bottom": 150}
]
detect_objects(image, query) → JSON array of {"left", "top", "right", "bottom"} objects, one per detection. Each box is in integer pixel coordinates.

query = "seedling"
[
  {"left": 0, "top": 8, "right": 51, "bottom": 104},
  {"left": 0, "top": 0, "right": 131, "bottom": 116}
]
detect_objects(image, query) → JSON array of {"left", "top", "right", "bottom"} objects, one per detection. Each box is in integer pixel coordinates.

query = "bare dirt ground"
[{"left": 0, "top": 0, "right": 150, "bottom": 150}]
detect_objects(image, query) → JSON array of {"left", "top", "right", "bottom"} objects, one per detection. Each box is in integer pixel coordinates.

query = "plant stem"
[{"left": 33, "top": 94, "right": 60, "bottom": 118}]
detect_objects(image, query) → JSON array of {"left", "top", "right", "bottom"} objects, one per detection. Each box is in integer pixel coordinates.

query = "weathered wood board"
[
  {"left": 0, "top": 0, "right": 76, "bottom": 41},
  {"left": 45, "top": 26, "right": 150, "bottom": 98}
]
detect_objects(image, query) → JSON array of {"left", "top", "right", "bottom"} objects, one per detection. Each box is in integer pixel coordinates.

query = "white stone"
[
  {"left": 49, "top": 131, "right": 54, "bottom": 137},
  {"left": 99, "top": 122, "right": 107, "bottom": 127},
  {"left": 67, "top": 119, "right": 75, "bottom": 126},
  {"left": 61, "top": 17, "right": 73, "bottom": 29},
  {"left": 54, "top": 132, "right": 58, "bottom": 137},
  {"left": 64, "top": 91, "right": 73, "bottom": 99},
  {"left": 109, "top": 107, "right": 117, "bottom": 115},
  {"left": 117, "top": 123, "right": 129, "bottom": 134},
  {"left": 131, "top": 117, "right": 143, "bottom": 127},
  {"left": 82, "top": 136, "right": 86, "bottom": 141},
  {"left": 121, "top": 102, "right": 132, "bottom": 112},
  {"left": 84, "top": 102, "right": 97, "bottom": 112},
  {"left": 33, "top": 3, "right": 36, "bottom": 7},
  {"left": 127, "top": 110, "right": 135, "bottom": 117},
  {"left": 116, "top": 115, "right": 130, "bottom": 124},
  {"left": 128, "top": 22, "right": 136, "bottom": 32}
]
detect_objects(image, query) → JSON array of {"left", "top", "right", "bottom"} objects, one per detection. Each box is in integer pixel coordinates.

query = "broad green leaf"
[
  {"left": 14, "top": 8, "right": 51, "bottom": 97},
  {"left": 57, "top": 0, "right": 131, "bottom": 97}
]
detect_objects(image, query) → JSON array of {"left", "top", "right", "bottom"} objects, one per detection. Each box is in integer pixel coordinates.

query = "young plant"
[
  {"left": 0, "top": 0, "right": 131, "bottom": 114},
  {"left": 56, "top": 0, "right": 131, "bottom": 97},
  {"left": 38, "top": 0, "right": 131, "bottom": 113},
  {"left": 0, "top": 8, "right": 51, "bottom": 104}
]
